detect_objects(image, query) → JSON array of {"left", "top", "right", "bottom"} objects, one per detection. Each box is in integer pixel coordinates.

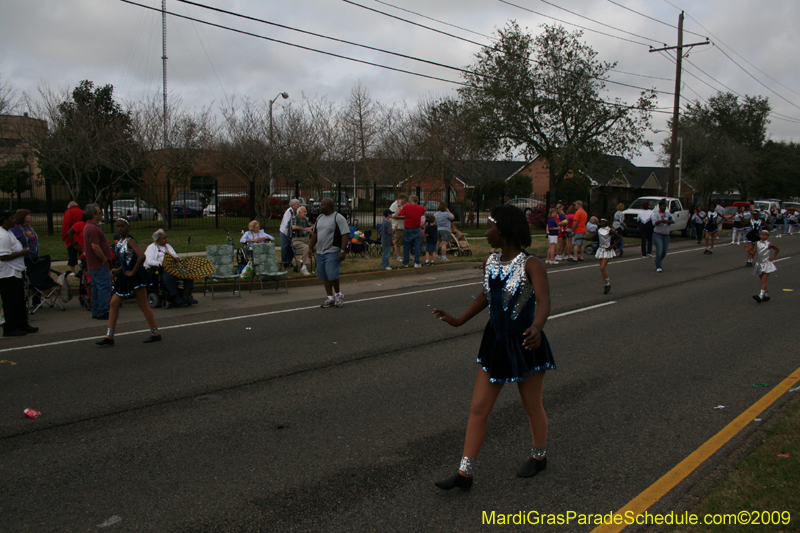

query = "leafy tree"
[
  {"left": 753, "top": 140, "right": 800, "bottom": 199},
  {"left": 664, "top": 92, "right": 770, "bottom": 201},
  {"left": 459, "top": 22, "right": 655, "bottom": 198},
  {"left": 0, "top": 158, "right": 31, "bottom": 208},
  {"left": 32, "top": 80, "right": 141, "bottom": 203}
]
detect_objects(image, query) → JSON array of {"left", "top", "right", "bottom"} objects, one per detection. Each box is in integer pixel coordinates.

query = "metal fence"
[{"left": 22, "top": 179, "right": 565, "bottom": 237}]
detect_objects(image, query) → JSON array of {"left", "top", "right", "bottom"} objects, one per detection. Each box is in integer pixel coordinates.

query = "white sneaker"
[
  {"left": 334, "top": 293, "right": 344, "bottom": 307},
  {"left": 441, "top": 256, "right": 449, "bottom": 261},
  {"left": 384, "top": 266, "right": 392, "bottom": 271},
  {"left": 301, "top": 269, "right": 311, "bottom": 276},
  {"left": 414, "top": 263, "right": 422, "bottom": 268},
  {"left": 397, "top": 256, "right": 403, "bottom": 263},
  {"left": 656, "top": 268, "right": 663, "bottom": 273}
]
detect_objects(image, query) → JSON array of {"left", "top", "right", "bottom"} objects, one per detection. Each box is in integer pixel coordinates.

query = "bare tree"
[
  {"left": 0, "top": 72, "right": 20, "bottom": 115},
  {"left": 373, "top": 101, "right": 424, "bottom": 196},
  {"left": 129, "top": 94, "right": 217, "bottom": 211},
  {"left": 341, "top": 82, "right": 380, "bottom": 200}
]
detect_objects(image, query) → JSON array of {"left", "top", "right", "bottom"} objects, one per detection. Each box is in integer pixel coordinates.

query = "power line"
[
  {"left": 529, "top": 0, "right": 666, "bottom": 45},
  {"left": 180, "top": 0, "right": 675, "bottom": 97},
  {"left": 120, "top": 0, "right": 671, "bottom": 116},
  {"left": 371, "top": 0, "right": 494, "bottom": 41},
  {"left": 497, "top": 0, "right": 656, "bottom": 47},
  {"left": 661, "top": 0, "right": 800, "bottom": 112},
  {"left": 119, "top": 0, "right": 466, "bottom": 87},
  {"left": 605, "top": 0, "right": 707, "bottom": 39}
]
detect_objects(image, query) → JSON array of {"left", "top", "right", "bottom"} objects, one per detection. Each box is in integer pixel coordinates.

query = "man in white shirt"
[
  {"left": 279, "top": 199, "right": 300, "bottom": 269},
  {"left": 388, "top": 193, "right": 407, "bottom": 263}
]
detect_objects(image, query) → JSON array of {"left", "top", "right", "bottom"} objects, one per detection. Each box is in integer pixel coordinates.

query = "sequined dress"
[
  {"left": 595, "top": 227, "right": 617, "bottom": 259},
  {"left": 113, "top": 236, "right": 152, "bottom": 297},
  {"left": 753, "top": 240, "right": 777, "bottom": 276},
  {"left": 478, "top": 252, "right": 556, "bottom": 383}
]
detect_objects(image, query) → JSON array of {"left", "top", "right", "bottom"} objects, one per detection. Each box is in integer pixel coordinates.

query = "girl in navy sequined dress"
[
  {"left": 96, "top": 217, "right": 161, "bottom": 346},
  {"left": 433, "top": 205, "right": 555, "bottom": 491}
]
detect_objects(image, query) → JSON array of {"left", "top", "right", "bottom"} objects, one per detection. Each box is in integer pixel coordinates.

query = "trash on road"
[
  {"left": 713, "top": 405, "right": 726, "bottom": 410},
  {"left": 753, "top": 382, "right": 769, "bottom": 388},
  {"left": 754, "top": 418, "right": 762, "bottom": 422},
  {"left": 97, "top": 515, "right": 122, "bottom": 528},
  {"left": 246, "top": 327, "right": 252, "bottom": 330},
  {"left": 789, "top": 386, "right": 800, "bottom": 393},
  {"left": 23, "top": 408, "right": 41, "bottom": 418},
  {"left": 775, "top": 453, "right": 791, "bottom": 458},
  {"left": 0, "top": 360, "right": 17, "bottom": 365},
  {"left": 782, "top": 289, "right": 794, "bottom": 292}
]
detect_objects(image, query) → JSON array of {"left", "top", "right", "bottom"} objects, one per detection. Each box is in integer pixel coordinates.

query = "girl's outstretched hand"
[
  {"left": 522, "top": 326, "right": 542, "bottom": 350},
  {"left": 433, "top": 308, "right": 459, "bottom": 327}
]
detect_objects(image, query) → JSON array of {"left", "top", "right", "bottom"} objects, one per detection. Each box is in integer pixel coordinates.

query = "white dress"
[
  {"left": 753, "top": 240, "right": 777, "bottom": 276},
  {"left": 595, "top": 227, "right": 617, "bottom": 259}
]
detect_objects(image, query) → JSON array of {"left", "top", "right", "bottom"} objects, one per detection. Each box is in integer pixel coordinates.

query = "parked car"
[
  {"left": 423, "top": 200, "right": 461, "bottom": 222},
  {"left": 175, "top": 191, "right": 208, "bottom": 207},
  {"left": 106, "top": 199, "right": 158, "bottom": 221},
  {"left": 721, "top": 206, "right": 738, "bottom": 229},
  {"left": 507, "top": 198, "right": 544, "bottom": 214},
  {"left": 623, "top": 196, "right": 690, "bottom": 236},
  {"left": 308, "top": 191, "right": 352, "bottom": 222},
  {"left": 170, "top": 200, "right": 204, "bottom": 219},
  {"left": 753, "top": 200, "right": 781, "bottom": 213},
  {"left": 203, "top": 193, "right": 247, "bottom": 217}
]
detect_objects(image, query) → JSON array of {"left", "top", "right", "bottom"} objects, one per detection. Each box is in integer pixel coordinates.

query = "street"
[{"left": 2, "top": 236, "right": 799, "bottom": 532}]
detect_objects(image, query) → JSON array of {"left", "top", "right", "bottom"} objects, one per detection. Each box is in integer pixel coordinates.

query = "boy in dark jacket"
[{"left": 424, "top": 215, "right": 438, "bottom": 266}]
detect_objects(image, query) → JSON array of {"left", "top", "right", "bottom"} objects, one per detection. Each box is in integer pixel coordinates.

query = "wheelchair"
[{"left": 145, "top": 266, "right": 188, "bottom": 309}]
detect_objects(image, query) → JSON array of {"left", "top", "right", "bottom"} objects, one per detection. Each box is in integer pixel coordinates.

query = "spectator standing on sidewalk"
[
  {"left": 291, "top": 206, "right": 314, "bottom": 276},
  {"left": 434, "top": 202, "right": 455, "bottom": 261},
  {"left": 62, "top": 201, "right": 84, "bottom": 274},
  {"left": 0, "top": 210, "right": 37, "bottom": 337},
  {"left": 380, "top": 209, "right": 394, "bottom": 270},
  {"left": 569, "top": 201, "right": 588, "bottom": 262},
  {"left": 83, "top": 204, "right": 113, "bottom": 320},
  {"left": 393, "top": 195, "right": 426, "bottom": 268},
  {"left": 308, "top": 198, "right": 350, "bottom": 308},
  {"left": 389, "top": 193, "right": 407, "bottom": 264},
  {"left": 10, "top": 209, "right": 39, "bottom": 264},
  {"left": 651, "top": 199, "right": 674, "bottom": 273},
  {"left": 424, "top": 215, "right": 438, "bottom": 266},
  {"left": 279, "top": 199, "right": 300, "bottom": 269}
]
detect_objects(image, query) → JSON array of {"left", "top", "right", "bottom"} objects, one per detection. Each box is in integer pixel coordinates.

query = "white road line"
[
  {"left": 1, "top": 281, "right": 617, "bottom": 355},
  {"left": 0, "top": 281, "right": 479, "bottom": 354}
]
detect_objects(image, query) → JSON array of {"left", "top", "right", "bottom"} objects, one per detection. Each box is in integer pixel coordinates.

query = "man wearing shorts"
[
  {"left": 389, "top": 193, "right": 407, "bottom": 264},
  {"left": 571, "top": 200, "right": 588, "bottom": 262},
  {"left": 308, "top": 198, "right": 350, "bottom": 308}
]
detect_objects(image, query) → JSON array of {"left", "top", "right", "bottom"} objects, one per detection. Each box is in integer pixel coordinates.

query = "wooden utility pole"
[{"left": 650, "top": 12, "right": 708, "bottom": 197}]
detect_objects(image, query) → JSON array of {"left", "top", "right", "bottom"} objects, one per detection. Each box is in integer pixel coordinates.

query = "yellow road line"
[{"left": 592, "top": 365, "right": 800, "bottom": 533}]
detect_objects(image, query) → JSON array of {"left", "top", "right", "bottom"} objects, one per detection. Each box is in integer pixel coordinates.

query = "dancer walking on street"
[{"left": 432, "top": 205, "right": 555, "bottom": 490}]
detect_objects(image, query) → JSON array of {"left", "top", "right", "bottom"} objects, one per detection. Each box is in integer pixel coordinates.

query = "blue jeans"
[
  {"left": 653, "top": 233, "right": 670, "bottom": 270},
  {"left": 280, "top": 233, "right": 294, "bottom": 267},
  {"left": 89, "top": 266, "right": 111, "bottom": 316},
  {"left": 403, "top": 227, "right": 421, "bottom": 266},
  {"left": 381, "top": 245, "right": 392, "bottom": 268},
  {"left": 163, "top": 271, "right": 194, "bottom": 297}
]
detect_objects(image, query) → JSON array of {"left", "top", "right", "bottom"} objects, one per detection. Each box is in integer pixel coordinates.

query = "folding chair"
[
  {"left": 26, "top": 255, "right": 65, "bottom": 314},
  {"left": 203, "top": 244, "right": 241, "bottom": 299},
  {"left": 250, "top": 243, "right": 288, "bottom": 295}
]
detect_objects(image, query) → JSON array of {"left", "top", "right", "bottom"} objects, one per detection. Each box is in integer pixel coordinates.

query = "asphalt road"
[{"left": 2, "top": 236, "right": 799, "bottom": 532}]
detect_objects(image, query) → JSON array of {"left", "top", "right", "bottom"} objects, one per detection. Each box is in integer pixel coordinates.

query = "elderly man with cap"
[
  {"left": 0, "top": 210, "right": 37, "bottom": 337},
  {"left": 279, "top": 199, "right": 301, "bottom": 269},
  {"left": 290, "top": 205, "right": 314, "bottom": 276}
]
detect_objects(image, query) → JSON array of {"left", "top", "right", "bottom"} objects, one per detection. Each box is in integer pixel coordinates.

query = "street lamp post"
[{"left": 268, "top": 92, "right": 289, "bottom": 195}]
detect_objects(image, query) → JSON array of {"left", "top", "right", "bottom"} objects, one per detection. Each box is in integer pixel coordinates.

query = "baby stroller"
[
  {"left": 77, "top": 261, "right": 93, "bottom": 312},
  {"left": 449, "top": 228, "right": 472, "bottom": 257}
]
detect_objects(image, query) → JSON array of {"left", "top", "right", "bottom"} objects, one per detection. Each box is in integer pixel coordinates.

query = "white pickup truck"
[{"left": 623, "top": 196, "right": 691, "bottom": 237}]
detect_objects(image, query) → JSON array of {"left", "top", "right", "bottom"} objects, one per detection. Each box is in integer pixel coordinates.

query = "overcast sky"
[{"left": 2, "top": 0, "right": 799, "bottom": 166}]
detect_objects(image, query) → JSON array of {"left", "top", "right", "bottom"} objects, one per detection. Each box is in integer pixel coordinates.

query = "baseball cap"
[{"left": 383, "top": 209, "right": 393, "bottom": 217}]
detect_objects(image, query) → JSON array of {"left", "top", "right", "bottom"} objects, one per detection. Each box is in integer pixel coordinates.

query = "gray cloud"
[{"left": 2, "top": 0, "right": 798, "bottom": 165}]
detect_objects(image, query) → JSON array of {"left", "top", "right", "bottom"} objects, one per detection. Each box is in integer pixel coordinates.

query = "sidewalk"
[{"left": 15, "top": 262, "right": 482, "bottom": 339}]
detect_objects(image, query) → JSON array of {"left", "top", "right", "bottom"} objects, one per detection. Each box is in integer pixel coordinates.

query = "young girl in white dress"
[
  {"left": 596, "top": 218, "right": 621, "bottom": 294},
  {"left": 753, "top": 229, "right": 779, "bottom": 303}
]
